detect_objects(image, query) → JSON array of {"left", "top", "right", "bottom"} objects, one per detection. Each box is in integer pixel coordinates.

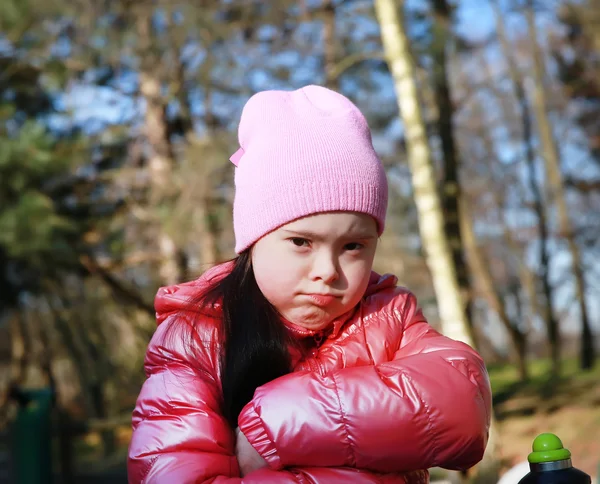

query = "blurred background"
[{"left": 1, "top": 0, "right": 599, "bottom": 482}]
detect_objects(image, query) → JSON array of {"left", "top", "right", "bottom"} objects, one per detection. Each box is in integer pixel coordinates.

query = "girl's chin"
[
  {"left": 287, "top": 310, "right": 336, "bottom": 331},
  {"left": 295, "top": 321, "right": 331, "bottom": 332}
]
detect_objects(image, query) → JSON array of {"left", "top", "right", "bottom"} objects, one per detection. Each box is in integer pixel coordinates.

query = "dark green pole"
[{"left": 11, "top": 387, "right": 54, "bottom": 484}]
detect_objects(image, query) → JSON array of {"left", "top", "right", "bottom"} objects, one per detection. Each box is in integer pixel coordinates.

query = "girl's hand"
[{"left": 235, "top": 427, "right": 268, "bottom": 476}]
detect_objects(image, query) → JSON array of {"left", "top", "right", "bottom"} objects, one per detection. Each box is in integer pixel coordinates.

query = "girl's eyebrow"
[{"left": 281, "top": 229, "right": 376, "bottom": 241}]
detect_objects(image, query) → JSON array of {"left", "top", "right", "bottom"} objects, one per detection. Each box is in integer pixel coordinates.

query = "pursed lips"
[{"left": 303, "top": 293, "right": 341, "bottom": 307}]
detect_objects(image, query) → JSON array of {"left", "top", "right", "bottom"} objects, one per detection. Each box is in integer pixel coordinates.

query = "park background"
[{"left": 1, "top": 0, "right": 600, "bottom": 482}]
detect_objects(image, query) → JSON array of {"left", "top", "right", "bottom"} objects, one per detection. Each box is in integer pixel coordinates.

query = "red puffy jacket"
[{"left": 128, "top": 263, "right": 491, "bottom": 483}]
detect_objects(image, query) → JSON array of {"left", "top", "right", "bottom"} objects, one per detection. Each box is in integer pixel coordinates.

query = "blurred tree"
[
  {"left": 525, "top": 0, "right": 596, "bottom": 370},
  {"left": 321, "top": 0, "right": 339, "bottom": 90},
  {"left": 554, "top": 0, "right": 600, "bottom": 168},
  {"left": 0, "top": 2, "right": 155, "bottom": 467},
  {"left": 459, "top": 193, "right": 529, "bottom": 380},
  {"left": 491, "top": 0, "right": 560, "bottom": 376},
  {"left": 465, "top": 88, "right": 544, "bottom": 380},
  {"left": 429, "top": 0, "right": 474, "bottom": 342},
  {"left": 135, "top": 7, "right": 185, "bottom": 285},
  {"left": 2, "top": 0, "right": 599, "bottom": 476}
]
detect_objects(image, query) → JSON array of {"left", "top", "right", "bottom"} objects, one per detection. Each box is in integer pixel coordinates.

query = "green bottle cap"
[{"left": 528, "top": 433, "right": 572, "bottom": 464}]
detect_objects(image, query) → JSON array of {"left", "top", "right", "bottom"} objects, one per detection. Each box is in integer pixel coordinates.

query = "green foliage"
[
  {"left": 489, "top": 358, "right": 600, "bottom": 404},
  {"left": 0, "top": 122, "right": 67, "bottom": 188},
  {"left": 0, "top": 121, "right": 78, "bottom": 269},
  {"left": 0, "top": 0, "right": 29, "bottom": 31},
  {"left": 0, "top": 0, "right": 65, "bottom": 34},
  {"left": 0, "top": 190, "right": 74, "bottom": 257}
]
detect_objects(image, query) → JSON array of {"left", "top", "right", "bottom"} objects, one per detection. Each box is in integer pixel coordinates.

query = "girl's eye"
[
  {"left": 344, "top": 242, "right": 364, "bottom": 251},
  {"left": 290, "top": 237, "right": 310, "bottom": 247}
]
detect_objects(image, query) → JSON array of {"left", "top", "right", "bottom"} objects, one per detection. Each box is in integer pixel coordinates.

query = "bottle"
[{"left": 518, "top": 433, "right": 591, "bottom": 483}]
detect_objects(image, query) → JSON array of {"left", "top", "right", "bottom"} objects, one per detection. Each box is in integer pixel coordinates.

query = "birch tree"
[
  {"left": 374, "top": 1, "right": 499, "bottom": 479},
  {"left": 374, "top": 0, "right": 472, "bottom": 347}
]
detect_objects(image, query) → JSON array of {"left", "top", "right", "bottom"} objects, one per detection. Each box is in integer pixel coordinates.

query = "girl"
[{"left": 128, "top": 85, "right": 492, "bottom": 483}]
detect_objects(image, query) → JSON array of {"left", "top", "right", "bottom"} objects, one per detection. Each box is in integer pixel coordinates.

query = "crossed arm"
[
  {"left": 128, "top": 297, "right": 491, "bottom": 483},
  {"left": 238, "top": 296, "right": 491, "bottom": 473}
]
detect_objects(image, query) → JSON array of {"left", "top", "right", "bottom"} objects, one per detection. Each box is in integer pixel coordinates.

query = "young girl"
[{"left": 128, "top": 85, "right": 492, "bottom": 483}]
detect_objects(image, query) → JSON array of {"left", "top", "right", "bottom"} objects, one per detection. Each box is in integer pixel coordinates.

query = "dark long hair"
[{"left": 183, "top": 252, "right": 293, "bottom": 428}]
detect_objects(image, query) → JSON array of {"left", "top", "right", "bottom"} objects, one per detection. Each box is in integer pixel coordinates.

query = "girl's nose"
[{"left": 309, "top": 251, "right": 339, "bottom": 284}]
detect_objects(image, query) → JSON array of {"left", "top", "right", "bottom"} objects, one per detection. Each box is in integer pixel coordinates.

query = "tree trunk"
[
  {"left": 506, "top": 283, "right": 529, "bottom": 381},
  {"left": 77, "top": 295, "right": 117, "bottom": 457},
  {"left": 496, "top": 197, "right": 538, "bottom": 368},
  {"left": 181, "top": 134, "right": 223, "bottom": 269},
  {"left": 33, "top": 306, "right": 76, "bottom": 484},
  {"left": 48, "top": 289, "right": 119, "bottom": 457},
  {"left": 197, "top": 193, "right": 220, "bottom": 267},
  {"left": 468, "top": 90, "right": 540, "bottom": 377},
  {"left": 198, "top": 41, "right": 222, "bottom": 266},
  {"left": 322, "top": 0, "right": 338, "bottom": 90},
  {"left": 494, "top": 199, "right": 541, "bottom": 341},
  {"left": 10, "top": 312, "right": 29, "bottom": 384},
  {"left": 48, "top": 304, "right": 94, "bottom": 411},
  {"left": 430, "top": 0, "right": 474, "bottom": 343},
  {"left": 492, "top": 0, "right": 562, "bottom": 376},
  {"left": 374, "top": 0, "right": 472, "bottom": 346},
  {"left": 525, "top": 1, "right": 595, "bottom": 370},
  {"left": 137, "top": 10, "right": 183, "bottom": 286},
  {"left": 374, "top": 1, "right": 499, "bottom": 479},
  {"left": 459, "top": 197, "right": 529, "bottom": 381},
  {"left": 0, "top": 312, "right": 30, "bottom": 426},
  {"left": 46, "top": 299, "right": 90, "bottom": 483}
]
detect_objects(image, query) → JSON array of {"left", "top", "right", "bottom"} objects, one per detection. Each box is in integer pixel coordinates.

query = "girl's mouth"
[{"left": 306, "top": 294, "right": 338, "bottom": 307}]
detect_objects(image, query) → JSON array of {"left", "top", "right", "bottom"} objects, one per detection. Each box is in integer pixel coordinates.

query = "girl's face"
[{"left": 251, "top": 212, "right": 378, "bottom": 332}]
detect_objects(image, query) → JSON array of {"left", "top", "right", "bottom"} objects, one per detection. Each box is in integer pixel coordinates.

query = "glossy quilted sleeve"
[
  {"left": 127, "top": 317, "right": 240, "bottom": 483},
  {"left": 237, "top": 292, "right": 492, "bottom": 474},
  {"left": 127, "top": 317, "right": 402, "bottom": 483}
]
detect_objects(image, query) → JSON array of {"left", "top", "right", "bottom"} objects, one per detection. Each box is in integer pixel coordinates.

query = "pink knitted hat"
[{"left": 230, "top": 85, "right": 388, "bottom": 254}]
